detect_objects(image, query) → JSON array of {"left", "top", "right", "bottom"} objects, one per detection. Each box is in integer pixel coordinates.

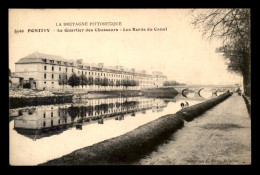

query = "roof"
[
  {"left": 15, "top": 52, "right": 166, "bottom": 78},
  {"left": 15, "top": 52, "right": 74, "bottom": 65}
]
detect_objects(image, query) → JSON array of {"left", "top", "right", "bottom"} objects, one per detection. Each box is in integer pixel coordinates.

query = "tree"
[
  {"left": 100, "top": 77, "right": 109, "bottom": 91},
  {"left": 128, "top": 80, "right": 139, "bottom": 88},
  {"left": 87, "top": 76, "right": 94, "bottom": 86},
  {"left": 94, "top": 77, "right": 101, "bottom": 89},
  {"left": 59, "top": 73, "right": 68, "bottom": 90},
  {"left": 135, "top": 80, "right": 140, "bottom": 87},
  {"left": 116, "top": 80, "right": 121, "bottom": 87},
  {"left": 79, "top": 74, "right": 88, "bottom": 89},
  {"left": 67, "top": 106, "right": 80, "bottom": 122},
  {"left": 190, "top": 9, "right": 250, "bottom": 96},
  {"left": 129, "top": 80, "right": 135, "bottom": 87},
  {"left": 163, "top": 80, "right": 185, "bottom": 86},
  {"left": 68, "top": 73, "right": 80, "bottom": 88},
  {"left": 108, "top": 79, "right": 114, "bottom": 87},
  {"left": 122, "top": 79, "right": 131, "bottom": 89}
]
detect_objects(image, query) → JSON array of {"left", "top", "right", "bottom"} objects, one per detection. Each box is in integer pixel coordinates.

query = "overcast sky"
[{"left": 9, "top": 9, "right": 242, "bottom": 85}]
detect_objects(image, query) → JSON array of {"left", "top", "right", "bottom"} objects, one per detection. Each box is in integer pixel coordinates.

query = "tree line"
[
  {"left": 59, "top": 73, "right": 140, "bottom": 90},
  {"left": 163, "top": 80, "right": 186, "bottom": 86}
]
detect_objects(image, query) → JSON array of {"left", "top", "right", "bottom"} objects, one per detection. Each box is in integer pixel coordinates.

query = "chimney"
[
  {"left": 77, "top": 59, "right": 83, "bottom": 65},
  {"left": 98, "top": 63, "right": 104, "bottom": 68}
]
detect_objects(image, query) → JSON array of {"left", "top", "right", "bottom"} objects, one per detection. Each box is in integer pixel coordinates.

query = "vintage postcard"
[{"left": 9, "top": 9, "right": 251, "bottom": 166}]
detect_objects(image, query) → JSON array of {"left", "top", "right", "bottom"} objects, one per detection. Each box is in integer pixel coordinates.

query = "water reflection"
[
  {"left": 13, "top": 97, "right": 168, "bottom": 140},
  {"left": 10, "top": 96, "right": 206, "bottom": 165}
]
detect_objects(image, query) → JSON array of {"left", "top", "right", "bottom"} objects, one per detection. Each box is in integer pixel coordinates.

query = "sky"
[{"left": 8, "top": 9, "right": 242, "bottom": 85}]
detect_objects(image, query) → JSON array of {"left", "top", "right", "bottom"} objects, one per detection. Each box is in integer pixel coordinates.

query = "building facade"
[{"left": 15, "top": 52, "right": 167, "bottom": 91}]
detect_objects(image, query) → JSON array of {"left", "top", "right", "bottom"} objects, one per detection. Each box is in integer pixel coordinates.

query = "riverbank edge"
[
  {"left": 242, "top": 95, "right": 251, "bottom": 118},
  {"left": 39, "top": 92, "right": 231, "bottom": 165},
  {"left": 9, "top": 88, "right": 178, "bottom": 109}
]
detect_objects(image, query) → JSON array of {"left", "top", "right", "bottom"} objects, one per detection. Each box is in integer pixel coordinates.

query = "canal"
[{"left": 9, "top": 93, "right": 209, "bottom": 165}]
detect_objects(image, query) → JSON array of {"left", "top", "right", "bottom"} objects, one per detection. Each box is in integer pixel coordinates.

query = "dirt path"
[{"left": 135, "top": 94, "right": 251, "bottom": 165}]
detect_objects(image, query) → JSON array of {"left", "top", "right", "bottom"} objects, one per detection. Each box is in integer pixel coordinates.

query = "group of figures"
[{"left": 180, "top": 101, "right": 189, "bottom": 109}]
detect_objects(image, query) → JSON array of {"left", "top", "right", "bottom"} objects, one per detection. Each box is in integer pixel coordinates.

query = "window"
[
  {"left": 44, "top": 74, "right": 46, "bottom": 79},
  {"left": 72, "top": 69, "right": 73, "bottom": 72},
  {"left": 58, "top": 119, "right": 60, "bottom": 125},
  {"left": 52, "top": 66, "right": 54, "bottom": 71},
  {"left": 51, "top": 120, "right": 53, "bottom": 126},
  {"left": 44, "top": 81, "right": 46, "bottom": 84},
  {"left": 59, "top": 75, "right": 61, "bottom": 79},
  {"left": 43, "top": 113, "right": 45, "bottom": 118},
  {"left": 66, "top": 68, "right": 67, "bottom": 72},
  {"left": 52, "top": 74, "right": 54, "bottom": 79},
  {"left": 43, "top": 121, "right": 46, "bottom": 127},
  {"left": 44, "top": 66, "right": 47, "bottom": 70},
  {"left": 59, "top": 67, "right": 61, "bottom": 71},
  {"left": 51, "top": 112, "right": 53, "bottom": 117}
]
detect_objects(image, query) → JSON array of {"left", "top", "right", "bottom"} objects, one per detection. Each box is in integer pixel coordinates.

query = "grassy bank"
[
  {"left": 176, "top": 92, "right": 232, "bottom": 122},
  {"left": 141, "top": 87, "right": 178, "bottom": 98},
  {"left": 39, "top": 93, "right": 231, "bottom": 165}
]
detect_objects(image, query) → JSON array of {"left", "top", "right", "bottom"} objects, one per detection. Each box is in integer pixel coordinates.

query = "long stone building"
[{"left": 14, "top": 52, "right": 167, "bottom": 91}]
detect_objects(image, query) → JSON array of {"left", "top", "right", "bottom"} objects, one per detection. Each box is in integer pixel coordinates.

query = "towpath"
[{"left": 135, "top": 93, "right": 251, "bottom": 165}]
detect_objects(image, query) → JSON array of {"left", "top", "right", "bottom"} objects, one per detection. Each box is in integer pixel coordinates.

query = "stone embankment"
[
  {"left": 9, "top": 89, "right": 56, "bottom": 98},
  {"left": 39, "top": 92, "right": 231, "bottom": 165}
]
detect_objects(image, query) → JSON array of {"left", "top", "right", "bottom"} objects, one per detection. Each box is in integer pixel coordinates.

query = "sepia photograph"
[{"left": 8, "top": 8, "right": 251, "bottom": 166}]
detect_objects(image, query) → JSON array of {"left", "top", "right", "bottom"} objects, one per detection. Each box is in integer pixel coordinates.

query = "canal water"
[{"left": 9, "top": 94, "right": 208, "bottom": 165}]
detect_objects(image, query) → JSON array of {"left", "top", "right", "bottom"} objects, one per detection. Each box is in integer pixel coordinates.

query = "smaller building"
[
  {"left": 9, "top": 73, "right": 23, "bottom": 88},
  {"left": 152, "top": 71, "right": 167, "bottom": 88}
]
